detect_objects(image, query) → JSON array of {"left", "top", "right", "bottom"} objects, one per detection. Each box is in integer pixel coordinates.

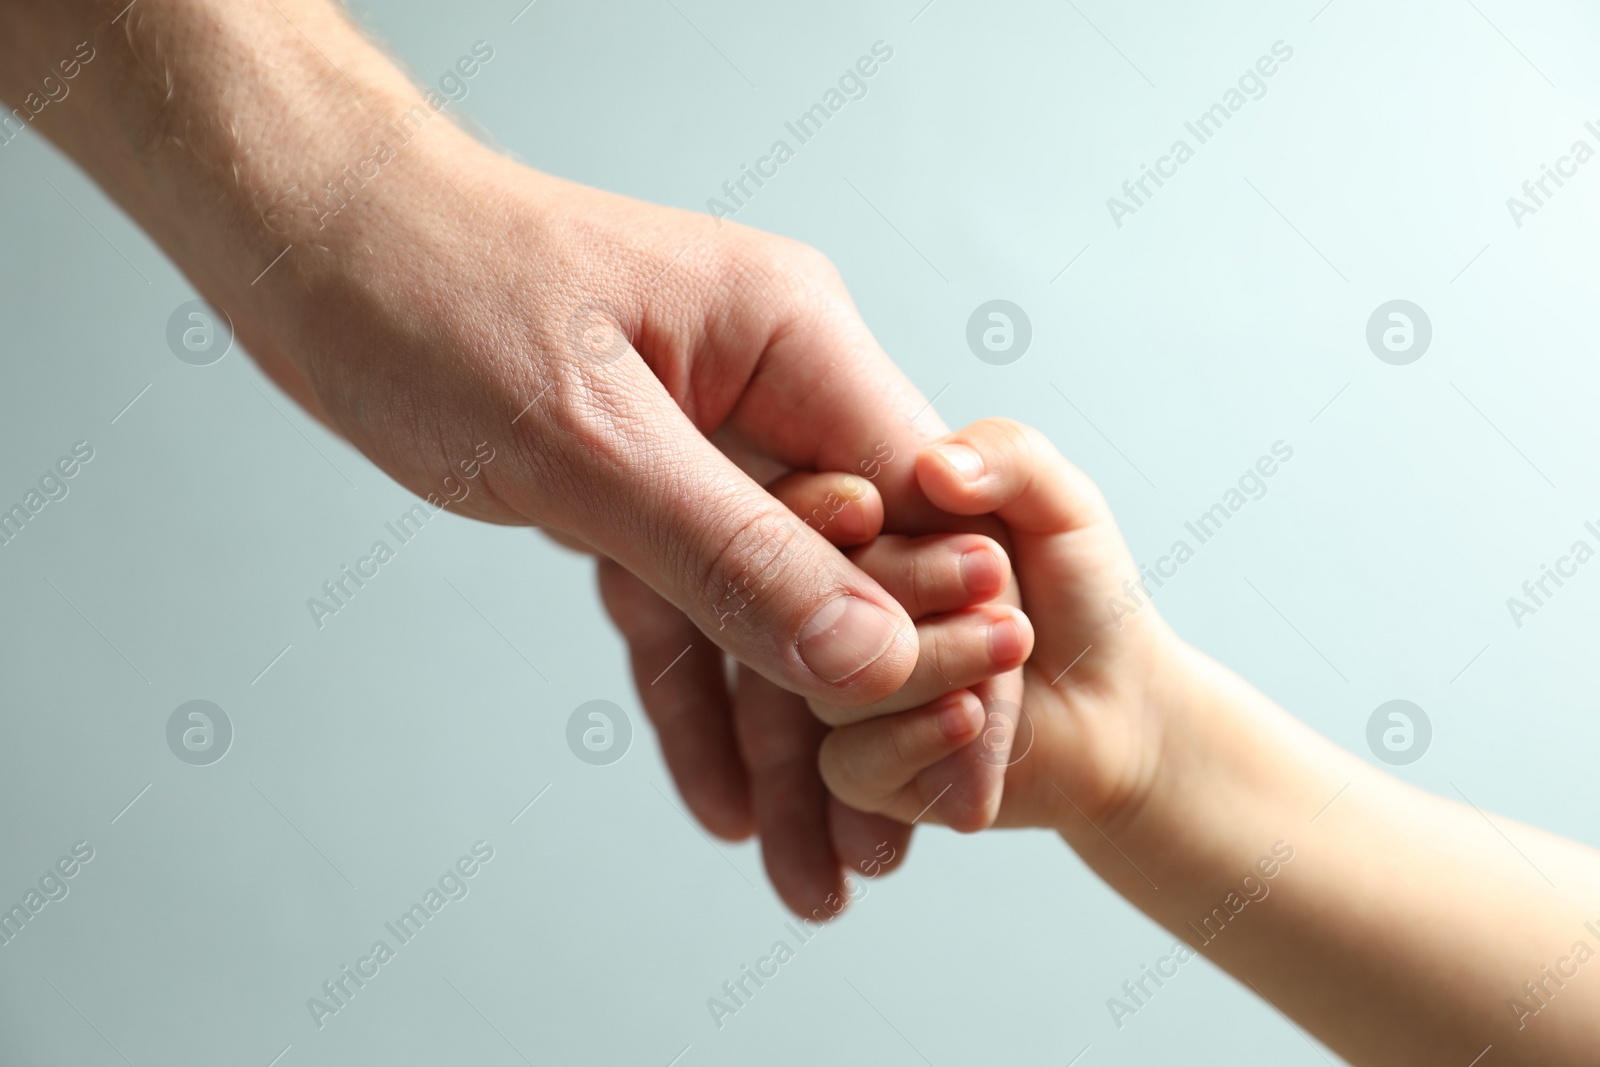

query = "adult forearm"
[
  {"left": 3, "top": 0, "right": 530, "bottom": 423},
  {"left": 7, "top": 2, "right": 366, "bottom": 232},
  {"left": 1065, "top": 644, "right": 1600, "bottom": 1065}
]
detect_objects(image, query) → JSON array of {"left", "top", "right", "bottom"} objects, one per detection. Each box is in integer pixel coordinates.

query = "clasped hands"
[{"left": 249, "top": 133, "right": 1147, "bottom": 919}]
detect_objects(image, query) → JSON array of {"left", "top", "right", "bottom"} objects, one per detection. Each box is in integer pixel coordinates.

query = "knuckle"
[
  {"left": 821, "top": 730, "right": 891, "bottom": 808},
  {"left": 502, "top": 366, "right": 644, "bottom": 513},
  {"left": 924, "top": 624, "right": 960, "bottom": 679},
  {"left": 788, "top": 243, "right": 843, "bottom": 288},
  {"left": 883, "top": 722, "right": 920, "bottom": 778},
  {"left": 915, "top": 633, "right": 947, "bottom": 694},
  {"left": 760, "top": 234, "right": 841, "bottom": 285},
  {"left": 733, "top": 236, "right": 850, "bottom": 318},
  {"left": 901, "top": 550, "right": 930, "bottom": 613},
  {"left": 987, "top": 417, "right": 1036, "bottom": 460},
  {"left": 696, "top": 506, "right": 811, "bottom": 633}
]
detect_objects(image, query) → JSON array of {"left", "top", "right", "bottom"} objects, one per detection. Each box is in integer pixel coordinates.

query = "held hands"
[
  {"left": 809, "top": 419, "right": 1190, "bottom": 843},
  {"left": 239, "top": 116, "right": 1028, "bottom": 911},
  {"left": 815, "top": 421, "right": 1600, "bottom": 1066},
  {"left": 22, "top": 0, "right": 1024, "bottom": 914}
]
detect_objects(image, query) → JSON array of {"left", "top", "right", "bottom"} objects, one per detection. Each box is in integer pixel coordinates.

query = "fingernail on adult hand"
[
  {"left": 798, "top": 595, "right": 899, "bottom": 683},
  {"left": 932, "top": 443, "right": 985, "bottom": 483}
]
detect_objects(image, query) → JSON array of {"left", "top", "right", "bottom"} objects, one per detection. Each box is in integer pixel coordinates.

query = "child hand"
[
  {"left": 805, "top": 527, "right": 1035, "bottom": 826},
  {"left": 805, "top": 422, "right": 1600, "bottom": 1065},
  {"left": 818, "top": 418, "right": 1184, "bottom": 833}
]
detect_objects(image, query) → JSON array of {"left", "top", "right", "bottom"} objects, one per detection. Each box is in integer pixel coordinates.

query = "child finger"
[
  {"left": 809, "top": 604, "right": 1033, "bottom": 725},
  {"left": 819, "top": 691, "right": 985, "bottom": 814},
  {"left": 766, "top": 470, "right": 884, "bottom": 547},
  {"left": 846, "top": 532, "right": 1010, "bottom": 619},
  {"left": 915, "top": 417, "right": 1111, "bottom": 535}
]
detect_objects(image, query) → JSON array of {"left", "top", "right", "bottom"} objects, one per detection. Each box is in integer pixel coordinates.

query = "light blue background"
[{"left": 3, "top": 0, "right": 1598, "bottom": 1063}]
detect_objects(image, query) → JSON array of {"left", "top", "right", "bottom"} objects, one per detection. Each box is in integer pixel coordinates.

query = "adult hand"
[
  {"left": 0, "top": 0, "right": 1022, "bottom": 914},
  {"left": 285, "top": 161, "right": 1028, "bottom": 911}
]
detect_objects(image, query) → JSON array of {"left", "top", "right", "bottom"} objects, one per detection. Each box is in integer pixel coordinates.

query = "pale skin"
[
  {"left": 814, "top": 418, "right": 1600, "bottom": 1066},
  {"left": 12, "top": 5, "right": 1595, "bottom": 1058},
  {"left": 0, "top": 0, "right": 1029, "bottom": 914}
]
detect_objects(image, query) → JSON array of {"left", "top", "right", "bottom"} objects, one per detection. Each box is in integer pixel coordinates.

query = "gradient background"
[{"left": 4, "top": 0, "right": 1599, "bottom": 1063}]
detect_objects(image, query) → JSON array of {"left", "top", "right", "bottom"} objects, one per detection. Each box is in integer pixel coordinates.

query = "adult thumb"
[{"left": 554, "top": 369, "right": 918, "bottom": 706}]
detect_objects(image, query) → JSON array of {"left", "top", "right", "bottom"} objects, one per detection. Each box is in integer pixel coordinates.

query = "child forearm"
[{"left": 1058, "top": 641, "right": 1600, "bottom": 1066}]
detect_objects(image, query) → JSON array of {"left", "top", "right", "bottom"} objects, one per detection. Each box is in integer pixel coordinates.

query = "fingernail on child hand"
[
  {"left": 937, "top": 692, "right": 985, "bottom": 740},
  {"left": 931, "top": 443, "right": 985, "bottom": 483}
]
